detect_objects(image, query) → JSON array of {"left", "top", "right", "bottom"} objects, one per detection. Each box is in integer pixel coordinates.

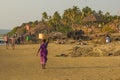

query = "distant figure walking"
[
  {"left": 4, "top": 35, "right": 9, "bottom": 49},
  {"left": 105, "top": 35, "right": 111, "bottom": 43},
  {"left": 11, "top": 36, "right": 16, "bottom": 49},
  {"left": 36, "top": 39, "right": 49, "bottom": 69}
]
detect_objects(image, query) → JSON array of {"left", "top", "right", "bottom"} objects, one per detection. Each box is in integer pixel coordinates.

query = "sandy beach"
[{"left": 0, "top": 43, "right": 120, "bottom": 80}]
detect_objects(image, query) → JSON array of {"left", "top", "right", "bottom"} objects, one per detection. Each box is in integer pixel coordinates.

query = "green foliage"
[
  {"left": 8, "top": 6, "right": 120, "bottom": 36},
  {"left": 51, "top": 11, "right": 62, "bottom": 30},
  {"left": 42, "top": 12, "right": 48, "bottom": 22},
  {"left": 17, "top": 26, "right": 26, "bottom": 34},
  {"left": 102, "top": 26, "right": 115, "bottom": 33},
  {"left": 8, "top": 26, "right": 26, "bottom": 36},
  {"left": 62, "top": 6, "right": 82, "bottom": 28},
  {"left": 7, "top": 26, "right": 19, "bottom": 36},
  {"left": 58, "top": 26, "right": 72, "bottom": 33}
]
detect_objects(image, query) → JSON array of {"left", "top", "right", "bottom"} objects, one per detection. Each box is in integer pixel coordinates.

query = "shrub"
[
  {"left": 102, "top": 26, "right": 115, "bottom": 33},
  {"left": 7, "top": 26, "right": 19, "bottom": 36}
]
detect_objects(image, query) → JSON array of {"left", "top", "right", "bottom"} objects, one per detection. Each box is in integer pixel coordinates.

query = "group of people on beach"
[
  {"left": 4, "top": 35, "right": 16, "bottom": 49},
  {"left": 3, "top": 33, "right": 32, "bottom": 49}
]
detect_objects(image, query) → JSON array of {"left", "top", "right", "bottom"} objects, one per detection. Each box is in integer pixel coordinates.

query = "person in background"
[
  {"left": 11, "top": 36, "right": 16, "bottom": 49},
  {"left": 4, "top": 35, "right": 9, "bottom": 49},
  {"left": 105, "top": 34, "right": 111, "bottom": 43},
  {"left": 20, "top": 35, "right": 24, "bottom": 44},
  {"left": 36, "top": 39, "right": 49, "bottom": 69}
]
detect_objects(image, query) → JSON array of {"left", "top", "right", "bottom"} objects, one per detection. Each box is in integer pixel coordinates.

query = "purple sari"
[{"left": 39, "top": 42, "right": 48, "bottom": 64}]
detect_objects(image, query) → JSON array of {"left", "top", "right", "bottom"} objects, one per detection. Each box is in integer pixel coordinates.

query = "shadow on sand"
[{"left": 48, "top": 66, "right": 120, "bottom": 69}]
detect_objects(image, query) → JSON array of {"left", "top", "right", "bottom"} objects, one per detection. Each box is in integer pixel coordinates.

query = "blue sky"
[{"left": 0, "top": 0, "right": 120, "bottom": 29}]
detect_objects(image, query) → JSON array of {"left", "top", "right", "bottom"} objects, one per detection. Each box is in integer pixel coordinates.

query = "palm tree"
[
  {"left": 62, "top": 6, "right": 82, "bottom": 30},
  {"left": 82, "top": 6, "right": 92, "bottom": 17},
  {"left": 42, "top": 12, "right": 48, "bottom": 22},
  {"left": 104, "top": 12, "right": 112, "bottom": 22},
  {"left": 98, "top": 10, "right": 103, "bottom": 16},
  {"left": 52, "top": 11, "right": 61, "bottom": 31},
  {"left": 67, "top": 6, "right": 81, "bottom": 30}
]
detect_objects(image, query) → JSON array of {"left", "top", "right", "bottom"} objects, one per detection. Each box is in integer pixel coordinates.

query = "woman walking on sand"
[{"left": 36, "top": 39, "right": 49, "bottom": 69}]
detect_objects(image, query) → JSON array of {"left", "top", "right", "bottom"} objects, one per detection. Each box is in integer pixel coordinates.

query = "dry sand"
[{"left": 0, "top": 43, "right": 120, "bottom": 80}]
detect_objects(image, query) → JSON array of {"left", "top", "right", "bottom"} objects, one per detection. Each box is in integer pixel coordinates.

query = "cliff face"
[
  {"left": 29, "top": 23, "right": 53, "bottom": 35},
  {"left": 9, "top": 22, "right": 54, "bottom": 36},
  {"left": 8, "top": 19, "right": 120, "bottom": 39}
]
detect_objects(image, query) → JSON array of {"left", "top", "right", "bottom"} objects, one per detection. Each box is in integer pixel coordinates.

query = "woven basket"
[{"left": 39, "top": 33, "right": 48, "bottom": 39}]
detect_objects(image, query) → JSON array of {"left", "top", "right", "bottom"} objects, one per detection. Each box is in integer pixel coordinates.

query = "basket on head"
[{"left": 39, "top": 33, "right": 48, "bottom": 40}]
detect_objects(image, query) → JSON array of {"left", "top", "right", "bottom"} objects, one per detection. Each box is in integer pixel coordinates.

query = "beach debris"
[
  {"left": 55, "top": 53, "right": 68, "bottom": 57},
  {"left": 69, "top": 42, "right": 120, "bottom": 57}
]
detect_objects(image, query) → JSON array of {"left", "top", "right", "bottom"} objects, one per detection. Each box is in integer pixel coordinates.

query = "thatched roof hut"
[{"left": 82, "top": 13, "right": 104, "bottom": 23}]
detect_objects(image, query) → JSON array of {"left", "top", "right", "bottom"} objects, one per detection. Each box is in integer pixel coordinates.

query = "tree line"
[{"left": 8, "top": 6, "right": 120, "bottom": 35}]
